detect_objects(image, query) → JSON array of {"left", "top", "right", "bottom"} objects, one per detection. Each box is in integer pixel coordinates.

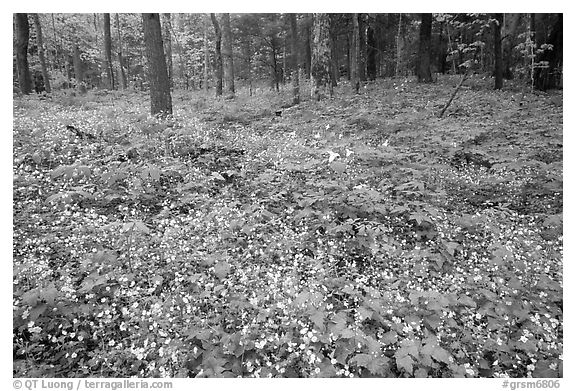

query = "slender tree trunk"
[
  {"left": 304, "top": 14, "right": 312, "bottom": 79},
  {"left": 221, "top": 13, "right": 235, "bottom": 98},
  {"left": 358, "top": 14, "right": 367, "bottom": 81},
  {"left": 210, "top": 13, "right": 223, "bottom": 96},
  {"left": 73, "top": 45, "right": 86, "bottom": 93},
  {"left": 115, "top": 13, "right": 128, "bottom": 89},
  {"left": 367, "top": 23, "right": 377, "bottom": 81},
  {"left": 311, "top": 13, "right": 332, "bottom": 100},
  {"left": 329, "top": 14, "right": 338, "bottom": 87},
  {"left": 15, "top": 13, "right": 32, "bottom": 94},
  {"left": 395, "top": 14, "right": 403, "bottom": 76},
  {"left": 351, "top": 13, "right": 360, "bottom": 93},
  {"left": 534, "top": 13, "right": 562, "bottom": 91},
  {"left": 103, "top": 13, "right": 115, "bottom": 89},
  {"left": 289, "top": 13, "right": 300, "bottom": 104},
  {"left": 416, "top": 13, "right": 433, "bottom": 82},
  {"left": 162, "top": 13, "right": 173, "bottom": 89},
  {"left": 203, "top": 15, "right": 209, "bottom": 92},
  {"left": 493, "top": 14, "right": 504, "bottom": 89},
  {"left": 142, "top": 13, "right": 172, "bottom": 117},
  {"left": 32, "top": 14, "right": 51, "bottom": 93},
  {"left": 502, "top": 13, "right": 520, "bottom": 79}
]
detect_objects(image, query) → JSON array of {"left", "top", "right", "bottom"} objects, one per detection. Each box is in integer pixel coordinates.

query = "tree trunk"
[
  {"left": 351, "top": 13, "right": 360, "bottom": 93},
  {"left": 493, "top": 14, "right": 504, "bottom": 90},
  {"left": 15, "top": 13, "right": 32, "bottom": 94},
  {"left": 395, "top": 14, "right": 403, "bottom": 76},
  {"left": 289, "top": 14, "right": 300, "bottom": 104},
  {"left": 366, "top": 23, "right": 377, "bottom": 81},
  {"left": 221, "top": 13, "right": 235, "bottom": 98},
  {"left": 115, "top": 13, "right": 128, "bottom": 89},
  {"left": 142, "top": 13, "right": 172, "bottom": 117},
  {"left": 304, "top": 14, "right": 312, "bottom": 79},
  {"left": 311, "top": 13, "right": 332, "bottom": 100},
  {"left": 358, "top": 14, "right": 366, "bottom": 81},
  {"left": 534, "top": 14, "right": 562, "bottom": 91},
  {"left": 162, "top": 13, "right": 173, "bottom": 89},
  {"left": 203, "top": 15, "right": 210, "bottom": 92},
  {"left": 210, "top": 13, "right": 223, "bottom": 96},
  {"left": 103, "top": 13, "right": 115, "bottom": 89},
  {"left": 503, "top": 13, "right": 520, "bottom": 79},
  {"left": 32, "top": 14, "right": 51, "bottom": 93},
  {"left": 416, "top": 13, "right": 433, "bottom": 82},
  {"left": 73, "top": 45, "right": 86, "bottom": 93}
]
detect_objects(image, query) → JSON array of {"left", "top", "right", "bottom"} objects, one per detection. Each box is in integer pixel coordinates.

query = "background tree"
[
  {"left": 162, "top": 13, "right": 173, "bottom": 88},
  {"left": 32, "top": 13, "right": 51, "bottom": 93},
  {"left": 289, "top": 14, "right": 300, "bottom": 104},
  {"left": 311, "top": 13, "right": 332, "bottom": 100},
  {"left": 534, "top": 13, "right": 562, "bottom": 91},
  {"left": 210, "top": 13, "right": 223, "bottom": 96},
  {"left": 350, "top": 13, "right": 360, "bottom": 93},
  {"left": 103, "top": 13, "right": 115, "bottom": 89},
  {"left": 203, "top": 15, "right": 209, "bottom": 92},
  {"left": 503, "top": 13, "right": 521, "bottom": 79},
  {"left": 115, "top": 13, "right": 128, "bottom": 89},
  {"left": 221, "top": 13, "right": 235, "bottom": 97},
  {"left": 15, "top": 13, "right": 32, "bottom": 94},
  {"left": 142, "top": 13, "right": 172, "bottom": 116},
  {"left": 73, "top": 44, "right": 86, "bottom": 93},
  {"left": 493, "top": 14, "right": 504, "bottom": 90},
  {"left": 358, "top": 14, "right": 367, "bottom": 81},
  {"left": 416, "top": 13, "right": 433, "bottom": 82}
]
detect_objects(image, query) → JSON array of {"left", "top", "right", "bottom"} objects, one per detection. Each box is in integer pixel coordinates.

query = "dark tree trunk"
[
  {"left": 221, "top": 13, "right": 235, "bottom": 97},
  {"left": 503, "top": 13, "right": 520, "bottom": 79},
  {"left": 328, "top": 14, "right": 338, "bottom": 87},
  {"left": 142, "top": 13, "right": 172, "bottom": 117},
  {"left": 15, "top": 13, "right": 32, "bottom": 94},
  {"left": 203, "top": 15, "right": 210, "bottom": 92},
  {"left": 210, "top": 13, "right": 223, "bottom": 96},
  {"left": 103, "top": 13, "right": 115, "bottom": 89},
  {"left": 304, "top": 14, "right": 312, "bottom": 79},
  {"left": 289, "top": 13, "right": 300, "bottom": 104},
  {"left": 416, "top": 13, "right": 433, "bottom": 83},
  {"left": 32, "top": 14, "right": 51, "bottom": 93},
  {"left": 311, "top": 13, "right": 332, "bottom": 100},
  {"left": 115, "top": 14, "right": 128, "bottom": 89},
  {"left": 493, "top": 14, "right": 504, "bottom": 90},
  {"left": 351, "top": 13, "right": 360, "bottom": 93},
  {"left": 162, "top": 13, "right": 173, "bottom": 89},
  {"left": 358, "top": 14, "right": 366, "bottom": 81},
  {"left": 534, "top": 14, "right": 562, "bottom": 91},
  {"left": 366, "top": 24, "right": 377, "bottom": 80}
]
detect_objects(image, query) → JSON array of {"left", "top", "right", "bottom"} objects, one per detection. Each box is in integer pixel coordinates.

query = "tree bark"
[
  {"left": 289, "top": 14, "right": 300, "bottom": 104},
  {"left": 221, "top": 13, "right": 235, "bottom": 97},
  {"left": 203, "top": 15, "right": 210, "bottom": 92},
  {"left": 103, "top": 13, "right": 115, "bottom": 89},
  {"left": 15, "top": 13, "right": 32, "bottom": 94},
  {"left": 311, "top": 13, "right": 332, "bottom": 100},
  {"left": 210, "top": 13, "right": 223, "bottom": 96},
  {"left": 416, "top": 13, "right": 433, "bottom": 82},
  {"left": 32, "top": 14, "right": 51, "bottom": 93},
  {"left": 115, "top": 14, "right": 128, "bottom": 89},
  {"left": 493, "top": 14, "right": 504, "bottom": 90},
  {"left": 366, "top": 23, "right": 377, "bottom": 81},
  {"left": 304, "top": 14, "right": 312, "bottom": 79},
  {"left": 73, "top": 45, "right": 86, "bottom": 93},
  {"left": 162, "top": 13, "right": 173, "bottom": 89},
  {"left": 351, "top": 13, "right": 360, "bottom": 93},
  {"left": 358, "top": 14, "right": 367, "bottom": 81},
  {"left": 502, "top": 13, "right": 520, "bottom": 79},
  {"left": 142, "top": 13, "right": 172, "bottom": 117}
]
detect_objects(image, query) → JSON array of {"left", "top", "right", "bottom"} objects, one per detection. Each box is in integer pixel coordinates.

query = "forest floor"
[{"left": 13, "top": 75, "right": 563, "bottom": 378}]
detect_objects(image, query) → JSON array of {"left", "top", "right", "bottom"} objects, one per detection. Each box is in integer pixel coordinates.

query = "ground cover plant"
[{"left": 13, "top": 75, "right": 562, "bottom": 378}]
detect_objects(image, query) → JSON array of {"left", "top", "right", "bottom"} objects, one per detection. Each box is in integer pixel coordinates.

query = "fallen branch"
[{"left": 438, "top": 71, "right": 470, "bottom": 118}]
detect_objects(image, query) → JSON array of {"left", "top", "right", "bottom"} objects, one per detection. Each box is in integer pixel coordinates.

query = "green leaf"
[
  {"left": 309, "top": 310, "right": 326, "bottom": 332},
  {"left": 414, "top": 368, "right": 428, "bottom": 377},
  {"left": 214, "top": 261, "right": 231, "bottom": 279},
  {"left": 396, "top": 355, "right": 414, "bottom": 375},
  {"left": 330, "top": 161, "right": 346, "bottom": 173},
  {"left": 431, "top": 347, "right": 451, "bottom": 364},
  {"left": 134, "top": 220, "right": 151, "bottom": 234}
]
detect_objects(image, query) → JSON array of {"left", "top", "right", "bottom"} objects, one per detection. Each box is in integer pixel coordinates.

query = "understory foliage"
[{"left": 13, "top": 76, "right": 562, "bottom": 378}]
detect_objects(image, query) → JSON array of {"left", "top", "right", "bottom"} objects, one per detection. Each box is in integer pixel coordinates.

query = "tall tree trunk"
[
  {"left": 366, "top": 23, "right": 377, "bottom": 80},
  {"left": 142, "top": 13, "right": 172, "bottom": 117},
  {"left": 416, "top": 13, "right": 433, "bottom": 82},
  {"left": 32, "top": 14, "right": 51, "bottom": 93},
  {"left": 534, "top": 14, "right": 562, "bottom": 91},
  {"left": 115, "top": 13, "right": 128, "bottom": 89},
  {"left": 304, "top": 14, "right": 312, "bottom": 79},
  {"left": 351, "top": 13, "right": 360, "bottom": 93},
  {"left": 73, "top": 45, "right": 86, "bottom": 93},
  {"left": 395, "top": 13, "right": 403, "bottom": 76},
  {"left": 328, "top": 14, "right": 338, "bottom": 87},
  {"left": 311, "top": 13, "right": 332, "bottom": 101},
  {"left": 103, "top": 13, "right": 115, "bottom": 89},
  {"left": 493, "top": 14, "right": 504, "bottom": 90},
  {"left": 221, "top": 13, "right": 235, "bottom": 98},
  {"left": 289, "top": 13, "right": 300, "bottom": 104},
  {"left": 162, "top": 13, "right": 173, "bottom": 89},
  {"left": 203, "top": 15, "right": 210, "bottom": 92},
  {"left": 503, "top": 13, "right": 520, "bottom": 79},
  {"left": 210, "top": 13, "right": 223, "bottom": 96},
  {"left": 271, "top": 41, "right": 279, "bottom": 91},
  {"left": 358, "top": 14, "right": 367, "bottom": 81},
  {"left": 15, "top": 13, "right": 32, "bottom": 94}
]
